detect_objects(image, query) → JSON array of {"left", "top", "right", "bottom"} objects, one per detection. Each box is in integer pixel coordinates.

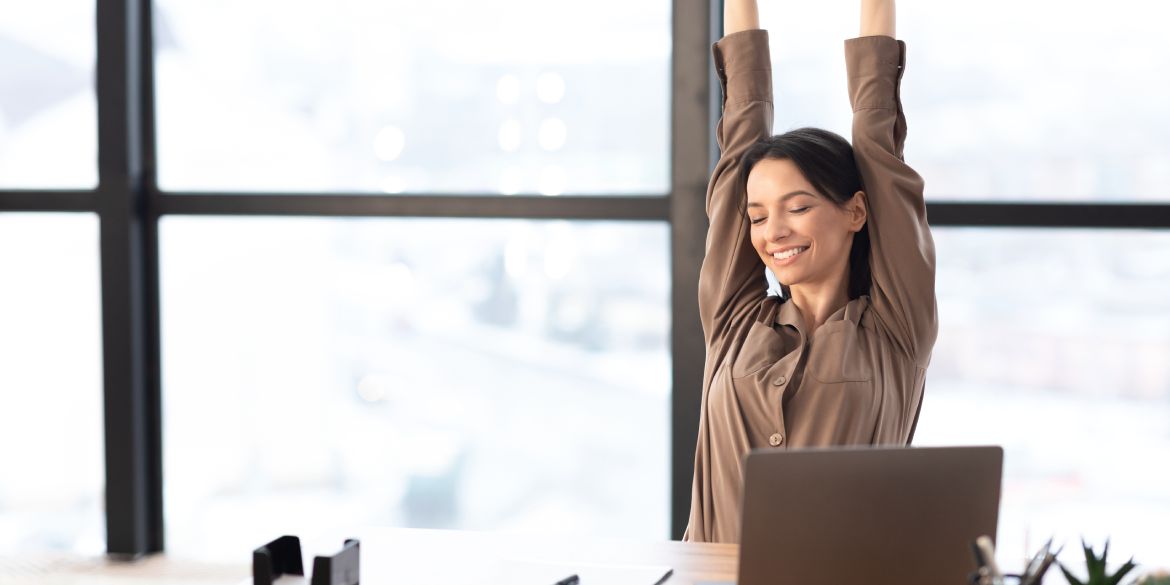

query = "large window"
[
  {"left": 0, "top": 0, "right": 684, "bottom": 558},
  {"left": 147, "top": 0, "right": 678, "bottom": 559},
  {"left": 0, "top": 0, "right": 102, "bottom": 558},
  {"left": 0, "top": 214, "right": 104, "bottom": 555},
  {"left": 152, "top": 0, "right": 671, "bottom": 194},
  {"left": 917, "top": 228, "right": 1170, "bottom": 566},
  {"left": 0, "top": 0, "right": 97, "bottom": 189},
  {"left": 160, "top": 217, "right": 670, "bottom": 560},
  {"left": 761, "top": 0, "right": 1170, "bottom": 201}
]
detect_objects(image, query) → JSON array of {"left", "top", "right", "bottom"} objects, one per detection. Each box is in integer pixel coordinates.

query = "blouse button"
[
  {"left": 773, "top": 375, "right": 786, "bottom": 386},
  {"left": 769, "top": 433, "right": 784, "bottom": 447}
]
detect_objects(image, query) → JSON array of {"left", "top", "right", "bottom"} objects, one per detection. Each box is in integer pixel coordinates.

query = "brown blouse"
[{"left": 684, "top": 30, "right": 938, "bottom": 544}]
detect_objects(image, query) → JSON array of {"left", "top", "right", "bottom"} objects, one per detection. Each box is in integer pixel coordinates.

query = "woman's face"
[{"left": 745, "top": 158, "right": 867, "bottom": 289}]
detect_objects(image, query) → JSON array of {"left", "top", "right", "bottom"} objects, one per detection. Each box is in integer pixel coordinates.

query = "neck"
[{"left": 787, "top": 272, "right": 851, "bottom": 336}]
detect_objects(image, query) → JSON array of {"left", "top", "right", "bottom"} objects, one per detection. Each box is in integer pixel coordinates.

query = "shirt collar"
[{"left": 775, "top": 295, "right": 869, "bottom": 331}]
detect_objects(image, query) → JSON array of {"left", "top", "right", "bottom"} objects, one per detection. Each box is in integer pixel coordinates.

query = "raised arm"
[
  {"left": 860, "top": 0, "right": 895, "bottom": 38},
  {"left": 847, "top": 0, "right": 938, "bottom": 363},
  {"left": 725, "top": 0, "right": 760, "bottom": 36},
  {"left": 697, "top": 0, "right": 772, "bottom": 346}
]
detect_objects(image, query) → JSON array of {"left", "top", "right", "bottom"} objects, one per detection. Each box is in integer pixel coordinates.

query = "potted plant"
[{"left": 1059, "top": 540, "right": 1137, "bottom": 585}]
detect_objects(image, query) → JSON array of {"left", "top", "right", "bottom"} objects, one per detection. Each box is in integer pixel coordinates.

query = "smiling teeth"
[{"left": 773, "top": 247, "right": 808, "bottom": 260}]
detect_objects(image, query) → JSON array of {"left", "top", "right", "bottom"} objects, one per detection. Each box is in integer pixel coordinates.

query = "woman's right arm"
[
  {"left": 724, "top": 0, "right": 760, "bottom": 35},
  {"left": 697, "top": 0, "right": 773, "bottom": 346}
]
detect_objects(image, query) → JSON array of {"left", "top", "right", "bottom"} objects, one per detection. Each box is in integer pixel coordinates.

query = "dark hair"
[{"left": 739, "top": 127, "right": 871, "bottom": 300}]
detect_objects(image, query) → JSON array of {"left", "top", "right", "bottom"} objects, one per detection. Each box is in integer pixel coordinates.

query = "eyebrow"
[{"left": 746, "top": 190, "right": 816, "bottom": 208}]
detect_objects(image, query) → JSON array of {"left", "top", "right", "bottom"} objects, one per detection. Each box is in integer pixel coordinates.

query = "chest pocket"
[
  {"left": 807, "top": 321, "right": 873, "bottom": 383},
  {"left": 731, "top": 320, "right": 798, "bottom": 379}
]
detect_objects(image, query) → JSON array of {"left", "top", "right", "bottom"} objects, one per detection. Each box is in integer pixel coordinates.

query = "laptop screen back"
[{"left": 738, "top": 446, "right": 1003, "bottom": 585}]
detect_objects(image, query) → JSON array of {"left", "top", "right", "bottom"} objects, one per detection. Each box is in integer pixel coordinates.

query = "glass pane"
[
  {"left": 153, "top": 0, "right": 670, "bottom": 195},
  {"left": 0, "top": 1, "right": 97, "bottom": 188},
  {"left": 759, "top": 1, "right": 1170, "bottom": 201},
  {"left": 160, "top": 217, "right": 670, "bottom": 561},
  {"left": 0, "top": 213, "right": 104, "bottom": 554},
  {"left": 916, "top": 228, "right": 1170, "bottom": 568}
]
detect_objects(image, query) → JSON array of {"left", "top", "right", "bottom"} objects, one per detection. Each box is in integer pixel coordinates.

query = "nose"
[{"left": 763, "top": 217, "right": 790, "bottom": 242}]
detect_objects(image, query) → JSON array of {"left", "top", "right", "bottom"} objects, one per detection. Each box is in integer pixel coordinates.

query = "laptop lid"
[{"left": 738, "top": 446, "right": 1003, "bottom": 585}]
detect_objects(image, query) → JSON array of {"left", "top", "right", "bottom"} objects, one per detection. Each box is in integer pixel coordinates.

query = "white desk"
[{"left": 255, "top": 528, "right": 738, "bottom": 585}]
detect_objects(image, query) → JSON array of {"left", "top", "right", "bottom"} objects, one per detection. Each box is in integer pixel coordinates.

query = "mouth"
[{"left": 770, "top": 246, "right": 809, "bottom": 266}]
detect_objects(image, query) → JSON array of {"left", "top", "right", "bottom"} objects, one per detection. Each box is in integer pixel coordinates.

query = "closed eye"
[
  {"left": 749, "top": 216, "right": 766, "bottom": 225},
  {"left": 789, "top": 206, "right": 810, "bottom": 214}
]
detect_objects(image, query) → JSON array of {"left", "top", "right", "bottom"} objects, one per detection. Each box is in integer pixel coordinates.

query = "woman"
[{"left": 685, "top": 0, "right": 937, "bottom": 543}]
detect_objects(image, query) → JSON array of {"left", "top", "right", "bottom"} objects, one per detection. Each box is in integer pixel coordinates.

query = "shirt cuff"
[
  {"left": 845, "top": 36, "right": 906, "bottom": 111},
  {"left": 713, "top": 29, "right": 772, "bottom": 105}
]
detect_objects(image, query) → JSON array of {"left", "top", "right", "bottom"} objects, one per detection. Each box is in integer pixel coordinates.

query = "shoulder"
[{"left": 708, "top": 295, "right": 780, "bottom": 357}]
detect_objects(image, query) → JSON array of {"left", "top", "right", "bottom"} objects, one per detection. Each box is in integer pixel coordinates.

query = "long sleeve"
[
  {"left": 845, "top": 35, "right": 937, "bottom": 364},
  {"left": 698, "top": 29, "right": 774, "bottom": 348}
]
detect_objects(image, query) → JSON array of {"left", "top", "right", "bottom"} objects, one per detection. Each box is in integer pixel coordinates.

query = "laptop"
[{"left": 737, "top": 446, "right": 1003, "bottom": 585}]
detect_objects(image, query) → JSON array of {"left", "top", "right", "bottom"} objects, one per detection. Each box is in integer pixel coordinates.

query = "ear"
[{"left": 846, "top": 190, "right": 868, "bottom": 232}]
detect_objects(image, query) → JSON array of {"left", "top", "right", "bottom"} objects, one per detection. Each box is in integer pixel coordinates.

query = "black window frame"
[{"left": 0, "top": 0, "right": 1168, "bottom": 556}]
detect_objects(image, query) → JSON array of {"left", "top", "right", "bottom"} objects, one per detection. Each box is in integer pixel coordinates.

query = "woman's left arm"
[
  {"left": 861, "top": 0, "right": 895, "bottom": 38},
  {"left": 849, "top": 0, "right": 937, "bottom": 364}
]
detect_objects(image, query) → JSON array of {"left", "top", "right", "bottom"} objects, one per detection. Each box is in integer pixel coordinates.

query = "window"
[
  {"left": 0, "top": 0, "right": 97, "bottom": 189},
  {"left": 160, "top": 217, "right": 670, "bottom": 560},
  {"left": 761, "top": 0, "right": 1170, "bottom": 201},
  {"left": 153, "top": 0, "right": 671, "bottom": 194},
  {"left": 918, "top": 228, "right": 1170, "bottom": 564},
  {"left": 0, "top": 213, "right": 103, "bottom": 555}
]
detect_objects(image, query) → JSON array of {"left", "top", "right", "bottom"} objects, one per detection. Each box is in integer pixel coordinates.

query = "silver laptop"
[{"left": 738, "top": 446, "right": 1003, "bottom": 585}]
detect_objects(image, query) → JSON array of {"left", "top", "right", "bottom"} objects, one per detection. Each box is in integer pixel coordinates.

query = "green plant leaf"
[
  {"left": 1089, "top": 539, "right": 1108, "bottom": 582},
  {"left": 1062, "top": 561, "right": 1089, "bottom": 585},
  {"left": 1107, "top": 558, "right": 1137, "bottom": 585}
]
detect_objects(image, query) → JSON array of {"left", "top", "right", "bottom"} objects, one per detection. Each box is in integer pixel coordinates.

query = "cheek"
[
  {"left": 803, "top": 215, "right": 847, "bottom": 247},
  {"left": 749, "top": 223, "right": 765, "bottom": 244},
  {"left": 809, "top": 219, "right": 856, "bottom": 257}
]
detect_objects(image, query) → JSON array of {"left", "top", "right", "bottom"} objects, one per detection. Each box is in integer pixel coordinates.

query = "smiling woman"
[
  {"left": 743, "top": 128, "right": 870, "bottom": 305},
  {"left": 684, "top": 0, "right": 938, "bottom": 543}
]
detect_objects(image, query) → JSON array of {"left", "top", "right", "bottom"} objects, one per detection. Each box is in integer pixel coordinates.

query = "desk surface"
[{"left": 272, "top": 528, "right": 738, "bottom": 585}]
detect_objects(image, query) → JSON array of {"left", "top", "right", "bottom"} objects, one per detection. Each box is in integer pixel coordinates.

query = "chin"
[
  {"left": 776, "top": 280, "right": 798, "bottom": 289},
  {"left": 773, "top": 270, "right": 805, "bottom": 287}
]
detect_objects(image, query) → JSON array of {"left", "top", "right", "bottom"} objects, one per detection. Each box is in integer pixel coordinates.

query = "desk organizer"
[{"left": 253, "top": 535, "right": 360, "bottom": 585}]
